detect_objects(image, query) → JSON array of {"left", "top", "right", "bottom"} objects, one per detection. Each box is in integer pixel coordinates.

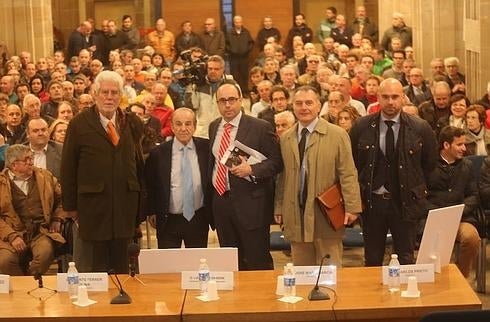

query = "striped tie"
[{"left": 214, "top": 123, "right": 232, "bottom": 195}]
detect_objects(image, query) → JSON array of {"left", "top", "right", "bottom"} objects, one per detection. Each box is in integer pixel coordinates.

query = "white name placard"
[
  {"left": 382, "top": 264, "right": 435, "bottom": 285},
  {"left": 0, "top": 274, "right": 9, "bottom": 294},
  {"left": 181, "top": 271, "right": 234, "bottom": 290},
  {"left": 57, "top": 273, "right": 109, "bottom": 292},
  {"left": 294, "top": 266, "right": 337, "bottom": 285}
]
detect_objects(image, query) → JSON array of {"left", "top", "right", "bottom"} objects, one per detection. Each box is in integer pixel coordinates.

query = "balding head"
[{"left": 378, "top": 78, "right": 404, "bottom": 118}]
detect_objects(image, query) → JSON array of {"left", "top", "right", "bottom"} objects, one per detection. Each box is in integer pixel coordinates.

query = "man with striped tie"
[{"left": 209, "top": 81, "right": 283, "bottom": 270}]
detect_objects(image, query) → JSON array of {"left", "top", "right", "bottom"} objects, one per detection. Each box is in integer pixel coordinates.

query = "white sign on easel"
[{"left": 416, "top": 204, "right": 464, "bottom": 273}]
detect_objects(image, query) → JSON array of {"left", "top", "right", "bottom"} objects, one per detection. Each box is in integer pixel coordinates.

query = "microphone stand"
[
  {"left": 308, "top": 254, "right": 331, "bottom": 301},
  {"left": 123, "top": 268, "right": 146, "bottom": 286},
  {"left": 110, "top": 271, "right": 132, "bottom": 304},
  {"left": 27, "top": 274, "right": 57, "bottom": 301}
]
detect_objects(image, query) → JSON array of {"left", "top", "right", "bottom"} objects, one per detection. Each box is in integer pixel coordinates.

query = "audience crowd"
[{"left": 0, "top": 6, "right": 489, "bottom": 282}]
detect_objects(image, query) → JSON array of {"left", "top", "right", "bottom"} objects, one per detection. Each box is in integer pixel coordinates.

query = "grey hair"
[
  {"left": 5, "top": 144, "right": 31, "bottom": 169},
  {"left": 23, "top": 93, "right": 40, "bottom": 106},
  {"left": 274, "top": 110, "right": 296, "bottom": 125},
  {"left": 92, "top": 70, "right": 124, "bottom": 95}
]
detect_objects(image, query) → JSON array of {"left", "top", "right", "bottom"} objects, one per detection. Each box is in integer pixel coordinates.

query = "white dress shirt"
[{"left": 169, "top": 138, "right": 203, "bottom": 214}]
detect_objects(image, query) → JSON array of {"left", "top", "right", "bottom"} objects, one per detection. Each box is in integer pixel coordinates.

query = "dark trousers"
[
  {"left": 362, "top": 194, "right": 417, "bottom": 266},
  {"left": 212, "top": 191, "right": 273, "bottom": 271},
  {"left": 73, "top": 224, "right": 130, "bottom": 273},
  {"left": 156, "top": 209, "right": 209, "bottom": 249},
  {"left": 229, "top": 56, "right": 250, "bottom": 95}
]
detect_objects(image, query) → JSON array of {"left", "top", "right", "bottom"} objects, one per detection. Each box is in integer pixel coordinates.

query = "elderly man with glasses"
[{"left": 0, "top": 144, "right": 65, "bottom": 276}]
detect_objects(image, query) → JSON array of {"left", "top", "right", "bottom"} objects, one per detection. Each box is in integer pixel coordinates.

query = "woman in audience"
[
  {"left": 49, "top": 119, "right": 68, "bottom": 143},
  {"left": 56, "top": 101, "right": 75, "bottom": 122},
  {"left": 151, "top": 53, "right": 165, "bottom": 74},
  {"left": 436, "top": 94, "right": 470, "bottom": 135},
  {"left": 29, "top": 75, "right": 50, "bottom": 103},
  {"left": 336, "top": 105, "right": 360, "bottom": 132},
  {"left": 465, "top": 104, "right": 490, "bottom": 156}
]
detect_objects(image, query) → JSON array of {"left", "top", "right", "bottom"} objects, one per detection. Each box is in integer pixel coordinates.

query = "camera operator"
[{"left": 184, "top": 54, "right": 234, "bottom": 138}]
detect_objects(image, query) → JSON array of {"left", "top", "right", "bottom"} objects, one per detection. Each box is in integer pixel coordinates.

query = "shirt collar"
[
  {"left": 220, "top": 111, "right": 242, "bottom": 128},
  {"left": 30, "top": 143, "right": 48, "bottom": 153},
  {"left": 298, "top": 117, "right": 319, "bottom": 137},
  {"left": 174, "top": 137, "right": 195, "bottom": 151},
  {"left": 380, "top": 112, "right": 401, "bottom": 124}
]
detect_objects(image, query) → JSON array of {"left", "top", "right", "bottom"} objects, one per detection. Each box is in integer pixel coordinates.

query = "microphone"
[
  {"left": 109, "top": 269, "right": 132, "bottom": 304},
  {"left": 308, "top": 254, "right": 331, "bottom": 301},
  {"left": 128, "top": 242, "right": 140, "bottom": 277}
]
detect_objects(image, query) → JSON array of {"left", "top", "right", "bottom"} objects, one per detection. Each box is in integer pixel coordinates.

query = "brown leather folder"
[{"left": 316, "top": 183, "right": 345, "bottom": 231}]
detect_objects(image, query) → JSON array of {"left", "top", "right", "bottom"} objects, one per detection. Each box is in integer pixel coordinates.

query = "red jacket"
[{"left": 151, "top": 105, "right": 173, "bottom": 138}]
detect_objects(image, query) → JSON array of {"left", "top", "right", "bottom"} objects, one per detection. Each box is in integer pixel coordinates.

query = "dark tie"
[
  {"left": 298, "top": 128, "right": 309, "bottom": 166},
  {"left": 385, "top": 120, "right": 395, "bottom": 162},
  {"left": 384, "top": 120, "right": 395, "bottom": 192},
  {"left": 298, "top": 128, "right": 309, "bottom": 208}
]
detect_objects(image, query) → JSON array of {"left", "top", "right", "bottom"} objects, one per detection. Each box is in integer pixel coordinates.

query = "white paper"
[
  {"left": 381, "top": 264, "right": 435, "bottom": 284},
  {"left": 196, "top": 295, "right": 220, "bottom": 302},
  {"left": 72, "top": 299, "right": 97, "bottom": 307},
  {"left": 278, "top": 295, "right": 303, "bottom": 303},
  {"left": 57, "top": 273, "right": 108, "bottom": 292},
  {"left": 294, "top": 266, "right": 337, "bottom": 285},
  {"left": 181, "top": 271, "right": 234, "bottom": 290},
  {"left": 0, "top": 275, "right": 9, "bottom": 294}
]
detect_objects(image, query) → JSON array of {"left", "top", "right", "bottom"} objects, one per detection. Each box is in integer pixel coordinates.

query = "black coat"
[
  {"left": 144, "top": 137, "right": 213, "bottom": 230},
  {"left": 426, "top": 157, "right": 479, "bottom": 226},
  {"left": 350, "top": 111, "right": 438, "bottom": 222},
  {"left": 479, "top": 156, "right": 490, "bottom": 209}
]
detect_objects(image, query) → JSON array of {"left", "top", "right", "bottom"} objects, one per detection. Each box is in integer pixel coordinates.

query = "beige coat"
[
  {"left": 274, "top": 118, "right": 362, "bottom": 243},
  {"left": 0, "top": 167, "right": 65, "bottom": 252}
]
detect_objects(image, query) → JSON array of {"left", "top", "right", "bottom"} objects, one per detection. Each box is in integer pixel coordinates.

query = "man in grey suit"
[{"left": 26, "top": 118, "right": 63, "bottom": 178}]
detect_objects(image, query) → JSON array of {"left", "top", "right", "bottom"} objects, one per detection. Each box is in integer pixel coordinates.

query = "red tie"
[
  {"left": 107, "top": 121, "right": 119, "bottom": 146},
  {"left": 214, "top": 123, "right": 232, "bottom": 195}
]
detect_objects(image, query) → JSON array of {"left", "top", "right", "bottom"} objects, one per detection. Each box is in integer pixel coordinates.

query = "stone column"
[{"left": 0, "top": 0, "right": 53, "bottom": 61}]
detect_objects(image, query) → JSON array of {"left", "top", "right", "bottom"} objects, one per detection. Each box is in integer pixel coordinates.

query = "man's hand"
[
  {"left": 230, "top": 156, "right": 252, "bottom": 178},
  {"left": 344, "top": 212, "right": 359, "bottom": 226},
  {"left": 11, "top": 237, "right": 27, "bottom": 253},
  {"left": 274, "top": 214, "right": 283, "bottom": 225},
  {"left": 66, "top": 211, "right": 79, "bottom": 227},
  {"left": 148, "top": 215, "right": 156, "bottom": 228},
  {"left": 49, "top": 221, "right": 61, "bottom": 233}
]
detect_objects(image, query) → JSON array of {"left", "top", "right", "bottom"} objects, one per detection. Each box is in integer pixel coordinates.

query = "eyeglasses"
[
  {"left": 272, "top": 97, "right": 287, "bottom": 102},
  {"left": 15, "top": 156, "right": 33, "bottom": 164},
  {"left": 307, "top": 60, "right": 320, "bottom": 64},
  {"left": 99, "top": 89, "right": 121, "bottom": 97},
  {"left": 217, "top": 97, "right": 239, "bottom": 105}
]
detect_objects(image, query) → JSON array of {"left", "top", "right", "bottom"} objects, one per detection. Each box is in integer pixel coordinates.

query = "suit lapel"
[
  {"left": 195, "top": 138, "right": 208, "bottom": 188},
  {"left": 86, "top": 107, "right": 114, "bottom": 146}
]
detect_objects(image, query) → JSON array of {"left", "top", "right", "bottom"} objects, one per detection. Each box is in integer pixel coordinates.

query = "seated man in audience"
[
  {"left": 426, "top": 126, "right": 480, "bottom": 278},
  {"left": 26, "top": 118, "right": 63, "bottom": 178},
  {"left": 0, "top": 144, "right": 65, "bottom": 276}
]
